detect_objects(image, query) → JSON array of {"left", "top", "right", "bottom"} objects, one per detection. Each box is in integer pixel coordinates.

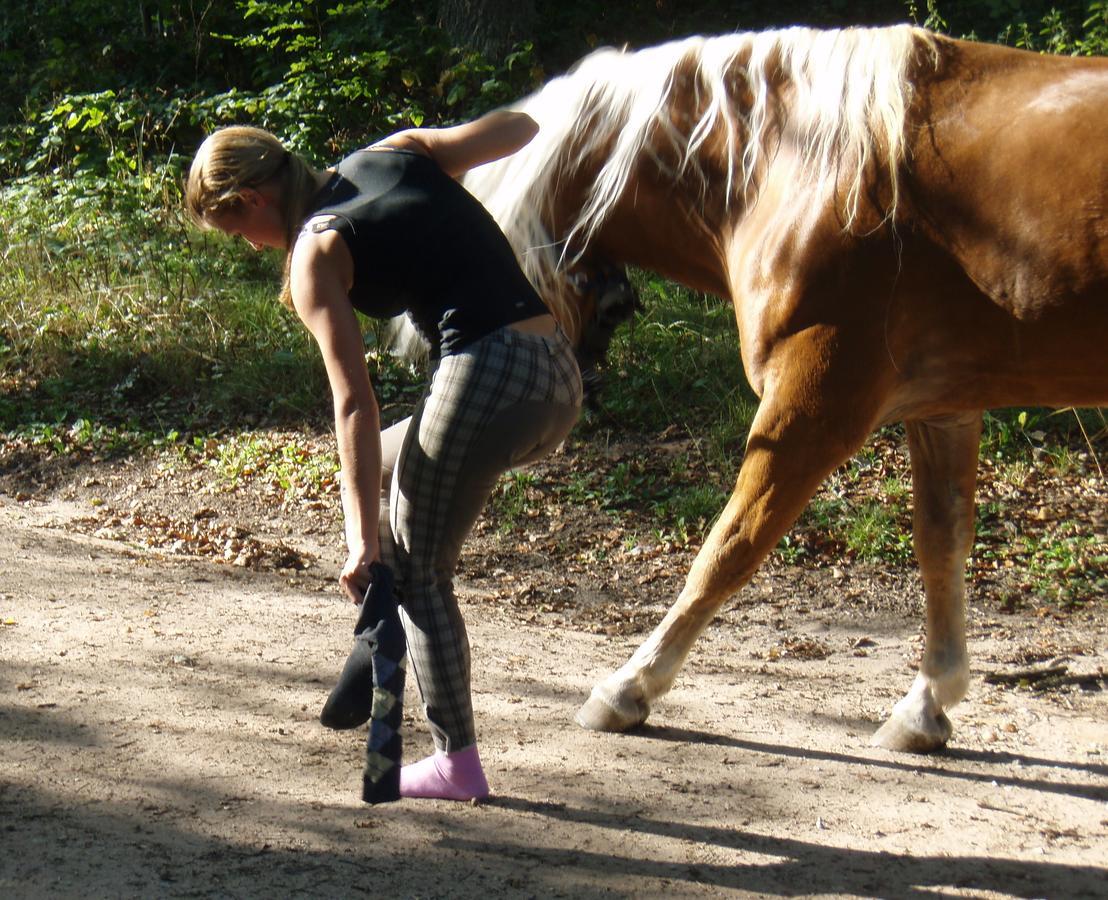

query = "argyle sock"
[
  {"left": 399, "top": 744, "right": 490, "bottom": 801},
  {"left": 361, "top": 644, "right": 406, "bottom": 804},
  {"left": 317, "top": 562, "right": 407, "bottom": 804}
]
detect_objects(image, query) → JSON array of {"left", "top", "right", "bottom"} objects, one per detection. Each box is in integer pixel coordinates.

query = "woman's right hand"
[{"left": 371, "top": 110, "right": 539, "bottom": 178}]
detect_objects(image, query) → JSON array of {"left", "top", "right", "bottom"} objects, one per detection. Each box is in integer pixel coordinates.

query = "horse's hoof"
[
  {"left": 575, "top": 686, "right": 649, "bottom": 732},
  {"left": 871, "top": 709, "right": 952, "bottom": 753}
]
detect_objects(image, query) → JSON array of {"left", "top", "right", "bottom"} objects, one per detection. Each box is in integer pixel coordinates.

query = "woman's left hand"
[{"left": 339, "top": 544, "right": 380, "bottom": 604}]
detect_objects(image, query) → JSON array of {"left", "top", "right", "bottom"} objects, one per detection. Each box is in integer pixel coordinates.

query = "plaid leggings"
[{"left": 377, "top": 324, "right": 582, "bottom": 752}]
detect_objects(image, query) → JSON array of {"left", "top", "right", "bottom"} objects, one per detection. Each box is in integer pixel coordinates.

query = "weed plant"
[
  {"left": 0, "top": 164, "right": 423, "bottom": 455},
  {"left": 584, "top": 272, "right": 757, "bottom": 461}
]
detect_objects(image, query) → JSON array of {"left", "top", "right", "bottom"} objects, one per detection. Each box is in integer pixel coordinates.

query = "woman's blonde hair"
[{"left": 185, "top": 125, "right": 323, "bottom": 307}]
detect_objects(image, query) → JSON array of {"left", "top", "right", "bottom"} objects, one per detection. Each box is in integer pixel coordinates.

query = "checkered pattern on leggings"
[{"left": 377, "top": 324, "right": 582, "bottom": 752}]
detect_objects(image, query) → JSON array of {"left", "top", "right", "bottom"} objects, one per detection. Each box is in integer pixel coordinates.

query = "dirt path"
[{"left": 1, "top": 493, "right": 1106, "bottom": 899}]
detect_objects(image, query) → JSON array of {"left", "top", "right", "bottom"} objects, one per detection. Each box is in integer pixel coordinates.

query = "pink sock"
[{"left": 399, "top": 744, "right": 490, "bottom": 801}]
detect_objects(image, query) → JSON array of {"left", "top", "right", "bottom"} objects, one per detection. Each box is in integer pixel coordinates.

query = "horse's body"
[{"left": 462, "top": 26, "right": 1108, "bottom": 751}]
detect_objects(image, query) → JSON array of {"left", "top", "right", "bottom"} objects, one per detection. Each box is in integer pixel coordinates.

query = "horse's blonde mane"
[{"left": 462, "top": 25, "right": 937, "bottom": 339}]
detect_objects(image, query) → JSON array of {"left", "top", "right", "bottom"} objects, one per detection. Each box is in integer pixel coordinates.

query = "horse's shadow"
[
  {"left": 476, "top": 793, "right": 1104, "bottom": 898},
  {"left": 631, "top": 722, "right": 1108, "bottom": 801}
]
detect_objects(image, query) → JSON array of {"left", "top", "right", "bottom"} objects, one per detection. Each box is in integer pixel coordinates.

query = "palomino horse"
[{"left": 461, "top": 24, "right": 1108, "bottom": 752}]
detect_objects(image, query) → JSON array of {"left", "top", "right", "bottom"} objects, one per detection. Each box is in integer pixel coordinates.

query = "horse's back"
[
  {"left": 909, "top": 39, "right": 1107, "bottom": 307},
  {"left": 894, "top": 38, "right": 1108, "bottom": 410}
]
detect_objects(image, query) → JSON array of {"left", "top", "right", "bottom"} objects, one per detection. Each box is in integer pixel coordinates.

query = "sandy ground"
[{"left": 1, "top": 491, "right": 1106, "bottom": 899}]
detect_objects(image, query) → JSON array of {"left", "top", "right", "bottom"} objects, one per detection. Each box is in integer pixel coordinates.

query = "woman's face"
[{"left": 210, "top": 187, "right": 286, "bottom": 251}]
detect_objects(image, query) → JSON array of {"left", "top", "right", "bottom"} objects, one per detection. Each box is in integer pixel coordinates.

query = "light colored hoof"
[
  {"left": 871, "top": 709, "right": 953, "bottom": 753},
  {"left": 575, "top": 685, "right": 649, "bottom": 732}
]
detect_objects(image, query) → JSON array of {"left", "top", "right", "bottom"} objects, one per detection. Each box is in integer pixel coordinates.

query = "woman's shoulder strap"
[{"left": 301, "top": 213, "right": 349, "bottom": 236}]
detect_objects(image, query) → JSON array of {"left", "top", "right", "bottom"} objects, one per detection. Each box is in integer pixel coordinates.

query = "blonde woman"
[{"left": 186, "top": 113, "right": 582, "bottom": 802}]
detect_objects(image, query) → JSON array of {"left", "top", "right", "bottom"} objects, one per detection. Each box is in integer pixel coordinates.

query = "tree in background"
[{"left": 438, "top": 0, "right": 537, "bottom": 59}]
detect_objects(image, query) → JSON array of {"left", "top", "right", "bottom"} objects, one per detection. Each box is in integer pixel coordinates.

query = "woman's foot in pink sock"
[{"left": 399, "top": 744, "right": 490, "bottom": 801}]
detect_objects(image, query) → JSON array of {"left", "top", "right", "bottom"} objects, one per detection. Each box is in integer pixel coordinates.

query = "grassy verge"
[{"left": 0, "top": 169, "right": 424, "bottom": 457}]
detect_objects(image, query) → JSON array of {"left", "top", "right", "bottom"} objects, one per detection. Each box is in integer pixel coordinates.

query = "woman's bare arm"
[
  {"left": 373, "top": 110, "right": 538, "bottom": 178},
  {"left": 289, "top": 228, "right": 382, "bottom": 602}
]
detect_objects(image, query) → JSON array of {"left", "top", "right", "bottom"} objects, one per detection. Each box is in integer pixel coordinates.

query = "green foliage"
[
  {"left": 651, "top": 481, "right": 729, "bottom": 545},
  {"left": 981, "top": 408, "right": 1106, "bottom": 467},
  {"left": 2, "top": 0, "right": 540, "bottom": 182},
  {"left": 0, "top": 157, "right": 331, "bottom": 446},
  {"left": 0, "top": 2, "right": 247, "bottom": 122},
  {"left": 585, "top": 272, "right": 757, "bottom": 467},
  {"left": 1020, "top": 528, "right": 1107, "bottom": 608},
  {"left": 774, "top": 442, "right": 916, "bottom": 567},
  {"left": 908, "top": 0, "right": 1108, "bottom": 55},
  {"left": 203, "top": 431, "right": 337, "bottom": 495},
  {"left": 842, "top": 499, "right": 915, "bottom": 562},
  {"left": 205, "top": 0, "right": 437, "bottom": 155},
  {"left": 487, "top": 471, "right": 540, "bottom": 533},
  {"left": 553, "top": 453, "right": 729, "bottom": 547}
]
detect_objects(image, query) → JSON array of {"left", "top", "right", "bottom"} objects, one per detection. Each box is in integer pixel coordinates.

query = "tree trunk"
[{"left": 438, "top": 0, "right": 536, "bottom": 58}]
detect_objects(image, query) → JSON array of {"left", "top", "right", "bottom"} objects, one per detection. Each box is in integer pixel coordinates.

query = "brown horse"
[{"left": 460, "top": 25, "right": 1108, "bottom": 752}]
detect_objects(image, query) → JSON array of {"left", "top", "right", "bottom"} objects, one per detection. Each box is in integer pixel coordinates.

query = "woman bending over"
[{"left": 186, "top": 112, "right": 582, "bottom": 801}]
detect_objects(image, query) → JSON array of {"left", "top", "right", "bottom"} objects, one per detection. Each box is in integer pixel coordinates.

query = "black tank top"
[{"left": 304, "top": 148, "right": 548, "bottom": 358}]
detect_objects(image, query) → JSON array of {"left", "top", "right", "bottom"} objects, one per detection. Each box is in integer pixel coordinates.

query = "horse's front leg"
[
  {"left": 873, "top": 411, "right": 982, "bottom": 752},
  {"left": 577, "top": 349, "right": 879, "bottom": 732}
]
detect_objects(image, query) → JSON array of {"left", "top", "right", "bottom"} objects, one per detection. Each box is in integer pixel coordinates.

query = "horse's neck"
[
  {"left": 582, "top": 146, "right": 735, "bottom": 299},
  {"left": 594, "top": 201, "right": 732, "bottom": 299},
  {"left": 575, "top": 53, "right": 762, "bottom": 300}
]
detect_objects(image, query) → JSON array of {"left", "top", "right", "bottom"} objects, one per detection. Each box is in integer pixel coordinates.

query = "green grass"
[
  {"left": 1018, "top": 528, "right": 1107, "bottom": 609},
  {"left": 584, "top": 272, "right": 757, "bottom": 469},
  {"left": 195, "top": 431, "right": 337, "bottom": 495},
  {"left": 981, "top": 407, "right": 1107, "bottom": 468},
  {"left": 486, "top": 470, "right": 540, "bottom": 534},
  {"left": 0, "top": 167, "right": 422, "bottom": 450},
  {"left": 842, "top": 499, "right": 914, "bottom": 563}
]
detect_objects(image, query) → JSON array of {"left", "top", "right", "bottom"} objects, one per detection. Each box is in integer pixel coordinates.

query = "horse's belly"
[{"left": 882, "top": 280, "right": 1108, "bottom": 418}]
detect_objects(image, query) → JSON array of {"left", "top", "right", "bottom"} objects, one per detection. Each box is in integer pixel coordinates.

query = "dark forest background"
[{"left": 2, "top": 1, "right": 1104, "bottom": 180}]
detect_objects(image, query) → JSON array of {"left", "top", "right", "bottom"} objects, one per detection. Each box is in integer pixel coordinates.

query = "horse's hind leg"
[
  {"left": 872, "top": 411, "right": 982, "bottom": 752},
  {"left": 577, "top": 366, "right": 878, "bottom": 732}
]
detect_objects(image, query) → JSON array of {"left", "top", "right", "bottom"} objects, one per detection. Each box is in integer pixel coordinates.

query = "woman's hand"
[
  {"left": 372, "top": 110, "right": 539, "bottom": 178},
  {"left": 339, "top": 543, "right": 380, "bottom": 604}
]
